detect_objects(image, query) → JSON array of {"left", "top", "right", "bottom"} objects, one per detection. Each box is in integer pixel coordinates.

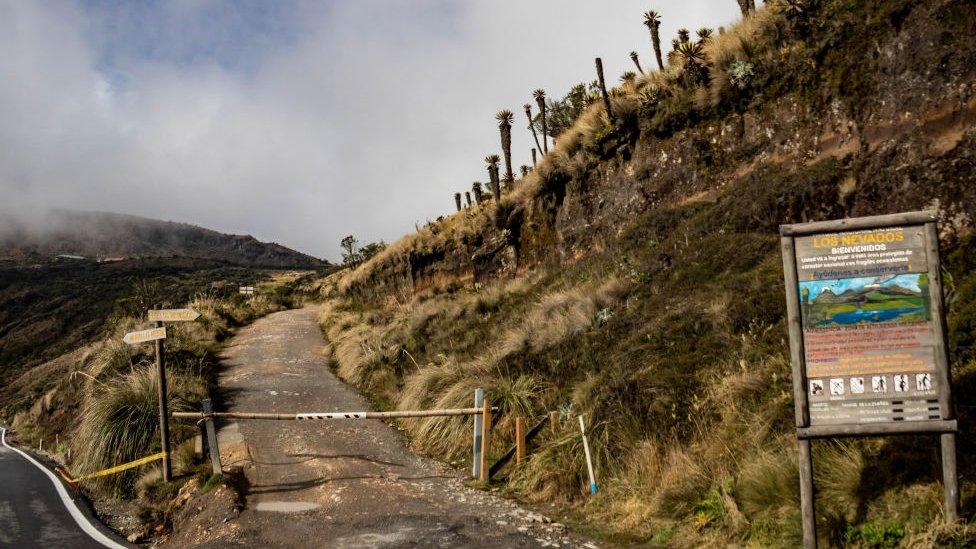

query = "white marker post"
[{"left": 579, "top": 415, "right": 597, "bottom": 495}]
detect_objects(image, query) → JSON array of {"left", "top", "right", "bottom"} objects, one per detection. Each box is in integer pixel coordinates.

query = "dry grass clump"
[
  {"left": 495, "top": 278, "right": 626, "bottom": 360},
  {"left": 701, "top": 7, "right": 777, "bottom": 107},
  {"left": 73, "top": 365, "right": 205, "bottom": 495}
]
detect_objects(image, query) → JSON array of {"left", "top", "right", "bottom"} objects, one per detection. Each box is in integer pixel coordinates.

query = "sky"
[{"left": 1, "top": 1, "right": 749, "bottom": 261}]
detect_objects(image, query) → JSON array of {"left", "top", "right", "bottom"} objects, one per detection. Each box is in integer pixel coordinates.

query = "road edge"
[{"left": 0, "top": 427, "right": 134, "bottom": 549}]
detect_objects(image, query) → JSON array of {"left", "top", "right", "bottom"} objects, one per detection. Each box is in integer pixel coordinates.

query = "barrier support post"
[
  {"left": 472, "top": 388, "right": 484, "bottom": 479},
  {"left": 202, "top": 398, "right": 222, "bottom": 476},
  {"left": 479, "top": 399, "right": 491, "bottom": 482}
]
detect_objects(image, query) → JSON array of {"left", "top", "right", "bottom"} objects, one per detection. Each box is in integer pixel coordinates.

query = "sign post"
[
  {"left": 123, "top": 306, "right": 199, "bottom": 483},
  {"left": 780, "top": 211, "right": 957, "bottom": 548},
  {"left": 153, "top": 310, "right": 172, "bottom": 482}
]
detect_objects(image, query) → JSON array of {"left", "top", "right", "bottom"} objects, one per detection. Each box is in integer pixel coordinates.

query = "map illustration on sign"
[{"left": 799, "top": 273, "right": 930, "bottom": 327}]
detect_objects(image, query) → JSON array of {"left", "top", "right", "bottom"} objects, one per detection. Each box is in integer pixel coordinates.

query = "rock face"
[
  {"left": 342, "top": 0, "right": 976, "bottom": 299},
  {"left": 0, "top": 209, "right": 327, "bottom": 268}
]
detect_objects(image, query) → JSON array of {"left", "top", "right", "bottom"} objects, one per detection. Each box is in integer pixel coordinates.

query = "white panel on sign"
[
  {"left": 147, "top": 309, "right": 200, "bottom": 322},
  {"left": 123, "top": 327, "right": 167, "bottom": 345}
]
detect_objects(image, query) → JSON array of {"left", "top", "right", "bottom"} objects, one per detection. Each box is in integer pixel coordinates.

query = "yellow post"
[
  {"left": 479, "top": 400, "right": 491, "bottom": 482},
  {"left": 515, "top": 417, "right": 526, "bottom": 466}
]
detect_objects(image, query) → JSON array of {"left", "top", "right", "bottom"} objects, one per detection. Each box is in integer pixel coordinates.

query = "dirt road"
[{"left": 191, "top": 306, "right": 588, "bottom": 548}]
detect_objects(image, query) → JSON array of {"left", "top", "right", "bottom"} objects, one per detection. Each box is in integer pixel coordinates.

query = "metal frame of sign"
[{"left": 780, "top": 211, "right": 958, "bottom": 548}]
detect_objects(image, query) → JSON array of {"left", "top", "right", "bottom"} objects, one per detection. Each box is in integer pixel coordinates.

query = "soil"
[{"left": 164, "top": 306, "right": 593, "bottom": 548}]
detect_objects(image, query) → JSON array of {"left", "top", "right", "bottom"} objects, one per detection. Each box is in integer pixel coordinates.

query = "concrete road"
[
  {"left": 191, "top": 305, "right": 587, "bottom": 548},
  {"left": 0, "top": 429, "right": 127, "bottom": 548}
]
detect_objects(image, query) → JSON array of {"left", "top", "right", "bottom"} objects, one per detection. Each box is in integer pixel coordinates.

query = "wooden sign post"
[
  {"left": 780, "top": 212, "right": 957, "bottom": 548},
  {"left": 123, "top": 306, "right": 200, "bottom": 483}
]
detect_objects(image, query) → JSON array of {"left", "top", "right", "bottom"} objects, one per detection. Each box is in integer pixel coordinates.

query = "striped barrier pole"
[{"left": 172, "top": 407, "right": 495, "bottom": 420}]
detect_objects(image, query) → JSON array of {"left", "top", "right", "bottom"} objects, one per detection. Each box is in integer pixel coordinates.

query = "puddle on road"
[{"left": 253, "top": 501, "right": 322, "bottom": 513}]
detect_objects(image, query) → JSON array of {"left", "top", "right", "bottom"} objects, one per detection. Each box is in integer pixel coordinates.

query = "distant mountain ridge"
[{"left": 0, "top": 209, "right": 327, "bottom": 268}]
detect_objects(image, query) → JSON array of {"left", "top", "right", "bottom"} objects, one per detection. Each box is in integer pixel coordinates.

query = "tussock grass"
[{"left": 73, "top": 366, "right": 205, "bottom": 495}]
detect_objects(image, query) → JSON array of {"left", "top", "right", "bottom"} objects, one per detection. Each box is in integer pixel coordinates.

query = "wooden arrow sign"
[
  {"left": 147, "top": 308, "right": 200, "bottom": 322},
  {"left": 123, "top": 327, "right": 166, "bottom": 345}
]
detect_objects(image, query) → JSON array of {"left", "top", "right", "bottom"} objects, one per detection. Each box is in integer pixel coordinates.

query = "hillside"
[
  {"left": 0, "top": 209, "right": 327, "bottom": 268},
  {"left": 317, "top": 0, "right": 976, "bottom": 546}
]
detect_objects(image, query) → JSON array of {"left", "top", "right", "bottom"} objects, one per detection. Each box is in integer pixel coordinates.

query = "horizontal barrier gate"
[{"left": 173, "top": 392, "right": 500, "bottom": 481}]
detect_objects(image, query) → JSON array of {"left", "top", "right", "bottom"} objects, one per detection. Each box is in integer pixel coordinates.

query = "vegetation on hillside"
[{"left": 320, "top": 0, "right": 976, "bottom": 545}]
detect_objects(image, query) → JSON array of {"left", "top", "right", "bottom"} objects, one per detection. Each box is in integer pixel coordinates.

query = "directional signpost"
[{"left": 123, "top": 306, "right": 200, "bottom": 482}]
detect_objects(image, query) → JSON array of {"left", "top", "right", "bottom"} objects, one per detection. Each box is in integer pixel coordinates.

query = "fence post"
[
  {"left": 515, "top": 417, "right": 526, "bottom": 466},
  {"left": 202, "top": 399, "right": 222, "bottom": 476},
  {"left": 472, "top": 388, "right": 484, "bottom": 479},
  {"left": 549, "top": 411, "right": 558, "bottom": 435},
  {"left": 479, "top": 399, "right": 491, "bottom": 482}
]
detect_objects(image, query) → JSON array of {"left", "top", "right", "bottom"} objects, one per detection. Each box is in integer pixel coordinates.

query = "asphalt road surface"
[
  {"left": 188, "top": 305, "right": 589, "bottom": 548},
  {"left": 0, "top": 429, "right": 126, "bottom": 548}
]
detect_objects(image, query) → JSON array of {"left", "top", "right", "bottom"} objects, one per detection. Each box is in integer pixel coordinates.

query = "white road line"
[{"left": 0, "top": 428, "right": 127, "bottom": 549}]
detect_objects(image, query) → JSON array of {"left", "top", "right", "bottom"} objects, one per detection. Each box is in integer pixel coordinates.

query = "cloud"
[{"left": 0, "top": 0, "right": 747, "bottom": 260}]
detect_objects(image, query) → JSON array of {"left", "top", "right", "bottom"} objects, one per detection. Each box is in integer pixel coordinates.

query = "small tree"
[
  {"left": 340, "top": 235, "right": 359, "bottom": 266},
  {"left": 533, "top": 89, "right": 548, "bottom": 154},
  {"left": 677, "top": 28, "right": 691, "bottom": 44},
  {"left": 779, "top": 0, "right": 816, "bottom": 37},
  {"left": 524, "top": 104, "right": 543, "bottom": 157},
  {"left": 643, "top": 11, "right": 664, "bottom": 71},
  {"left": 620, "top": 71, "right": 637, "bottom": 84},
  {"left": 496, "top": 110, "right": 515, "bottom": 185},
  {"left": 485, "top": 155, "right": 501, "bottom": 200},
  {"left": 629, "top": 51, "right": 644, "bottom": 74},
  {"left": 358, "top": 241, "right": 386, "bottom": 263},
  {"left": 696, "top": 27, "right": 713, "bottom": 44},
  {"left": 595, "top": 58, "right": 614, "bottom": 123},
  {"left": 472, "top": 181, "right": 484, "bottom": 204},
  {"left": 677, "top": 41, "right": 710, "bottom": 87},
  {"left": 520, "top": 165, "right": 530, "bottom": 178},
  {"left": 465, "top": 191, "right": 473, "bottom": 207}
]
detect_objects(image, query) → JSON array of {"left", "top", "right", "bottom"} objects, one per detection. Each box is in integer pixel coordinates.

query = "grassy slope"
[{"left": 320, "top": 1, "right": 976, "bottom": 546}]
